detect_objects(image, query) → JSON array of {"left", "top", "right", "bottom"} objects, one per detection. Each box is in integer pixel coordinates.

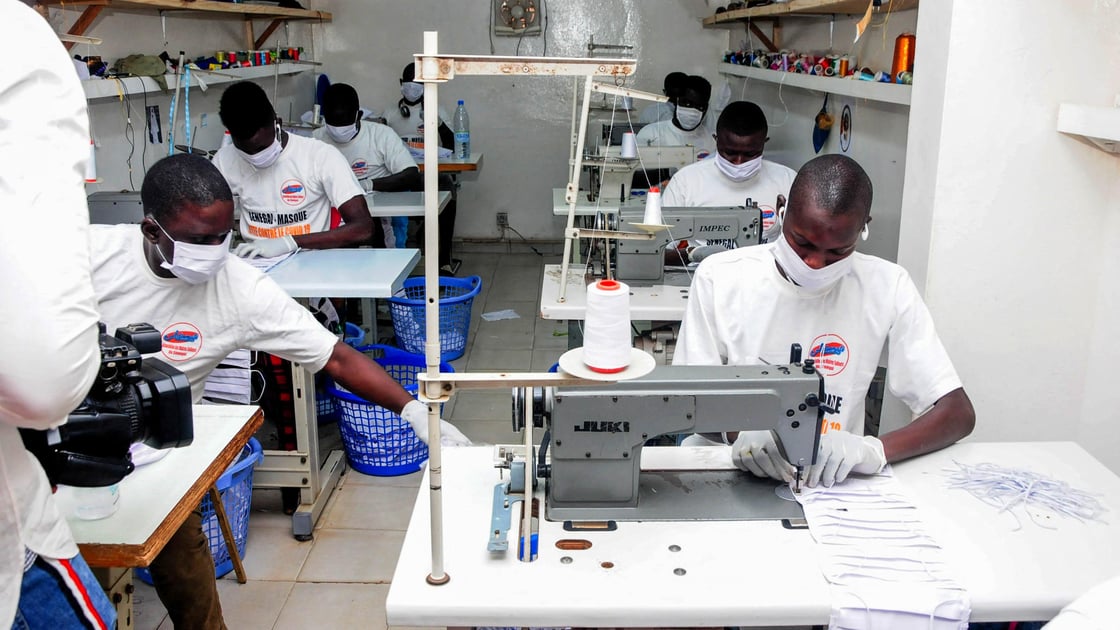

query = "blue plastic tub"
[
  {"left": 328, "top": 345, "right": 453, "bottom": 476},
  {"left": 388, "top": 275, "right": 481, "bottom": 361}
]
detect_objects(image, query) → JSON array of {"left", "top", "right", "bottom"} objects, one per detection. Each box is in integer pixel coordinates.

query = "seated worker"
[
  {"left": 673, "top": 154, "right": 975, "bottom": 488},
  {"left": 315, "top": 82, "right": 421, "bottom": 249},
  {"left": 663, "top": 100, "right": 797, "bottom": 265},
  {"left": 381, "top": 62, "right": 459, "bottom": 273},
  {"left": 212, "top": 81, "right": 374, "bottom": 258},
  {"left": 639, "top": 70, "right": 688, "bottom": 124},
  {"left": 635, "top": 74, "right": 716, "bottom": 160},
  {"left": 88, "top": 153, "right": 470, "bottom": 629}
]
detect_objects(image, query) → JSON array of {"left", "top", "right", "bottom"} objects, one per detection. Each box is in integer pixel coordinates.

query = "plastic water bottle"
[{"left": 453, "top": 99, "right": 470, "bottom": 159}]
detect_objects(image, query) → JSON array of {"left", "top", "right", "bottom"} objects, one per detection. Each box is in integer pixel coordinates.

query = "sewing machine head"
[
  {"left": 524, "top": 362, "right": 825, "bottom": 522},
  {"left": 612, "top": 204, "right": 762, "bottom": 285},
  {"left": 585, "top": 146, "right": 696, "bottom": 203}
]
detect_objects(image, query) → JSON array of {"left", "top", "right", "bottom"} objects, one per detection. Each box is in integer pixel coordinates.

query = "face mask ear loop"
[{"left": 861, "top": 222, "right": 870, "bottom": 241}]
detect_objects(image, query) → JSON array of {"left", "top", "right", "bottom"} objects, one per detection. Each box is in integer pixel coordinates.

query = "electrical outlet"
[{"left": 496, "top": 212, "right": 509, "bottom": 228}]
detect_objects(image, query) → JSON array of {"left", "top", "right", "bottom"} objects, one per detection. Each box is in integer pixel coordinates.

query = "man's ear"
[{"left": 139, "top": 217, "right": 162, "bottom": 244}]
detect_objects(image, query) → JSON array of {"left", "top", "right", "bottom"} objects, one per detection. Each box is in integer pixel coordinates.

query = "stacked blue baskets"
[
  {"left": 316, "top": 323, "right": 367, "bottom": 424},
  {"left": 388, "top": 275, "right": 481, "bottom": 361},
  {"left": 137, "top": 438, "right": 262, "bottom": 584},
  {"left": 328, "top": 345, "right": 453, "bottom": 476}
]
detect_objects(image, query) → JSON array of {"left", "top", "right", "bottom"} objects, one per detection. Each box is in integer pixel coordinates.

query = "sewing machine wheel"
[{"left": 511, "top": 386, "right": 550, "bottom": 432}]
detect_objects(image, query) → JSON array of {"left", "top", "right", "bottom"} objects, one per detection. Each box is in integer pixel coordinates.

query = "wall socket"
[{"left": 496, "top": 212, "right": 509, "bottom": 228}]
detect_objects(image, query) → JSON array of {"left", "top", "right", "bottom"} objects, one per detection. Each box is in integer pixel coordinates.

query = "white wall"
[{"left": 899, "top": 1, "right": 1120, "bottom": 471}]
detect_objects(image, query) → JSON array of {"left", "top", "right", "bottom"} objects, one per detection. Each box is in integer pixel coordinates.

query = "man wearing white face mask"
[
  {"left": 88, "top": 154, "right": 471, "bottom": 629},
  {"left": 212, "top": 81, "right": 374, "bottom": 258},
  {"left": 674, "top": 154, "right": 975, "bottom": 489},
  {"left": 663, "top": 101, "right": 796, "bottom": 265},
  {"left": 635, "top": 74, "right": 717, "bottom": 160}
]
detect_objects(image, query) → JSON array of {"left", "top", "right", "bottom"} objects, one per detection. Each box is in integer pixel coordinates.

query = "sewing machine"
[
  {"left": 521, "top": 361, "right": 825, "bottom": 522},
  {"left": 583, "top": 145, "right": 695, "bottom": 203},
  {"left": 612, "top": 204, "right": 762, "bottom": 285}
]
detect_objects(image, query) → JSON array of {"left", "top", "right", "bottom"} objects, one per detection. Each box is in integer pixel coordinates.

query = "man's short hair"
[
  {"left": 142, "top": 154, "right": 233, "bottom": 222},
  {"left": 682, "top": 75, "right": 712, "bottom": 104},
  {"left": 218, "top": 81, "right": 275, "bottom": 140},
  {"left": 322, "top": 83, "right": 360, "bottom": 121},
  {"left": 401, "top": 62, "right": 416, "bottom": 82},
  {"left": 717, "top": 101, "right": 767, "bottom": 137},
  {"left": 664, "top": 71, "right": 688, "bottom": 96},
  {"left": 789, "top": 154, "right": 873, "bottom": 217}
]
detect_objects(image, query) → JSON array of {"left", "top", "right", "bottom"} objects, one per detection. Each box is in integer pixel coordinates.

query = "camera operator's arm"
[{"left": 0, "top": 7, "right": 101, "bottom": 429}]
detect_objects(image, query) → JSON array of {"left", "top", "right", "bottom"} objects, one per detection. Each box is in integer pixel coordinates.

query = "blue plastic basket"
[
  {"left": 137, "top": 438, "right": 262, "bottom": 584},
  {"left": 328, "top": 345, "right": 453, "bottom": 476},
  {"left": 388, "top": 275, "right": 481, "bottom": 361},
  {"left": 343, "top": 322, "right": 365, "bottom": 348}
]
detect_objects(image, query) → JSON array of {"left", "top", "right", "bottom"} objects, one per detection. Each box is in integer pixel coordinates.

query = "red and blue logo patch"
[{"left": 808, "top": 333, "right": 849, "bottom": 376}]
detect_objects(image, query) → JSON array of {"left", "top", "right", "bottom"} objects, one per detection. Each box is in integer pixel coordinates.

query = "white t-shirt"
[
  {"left": 635, "top": 120, "right": 716, "bottom": 160},
  {"left": 674, "top": 243, "right": 962, "bottom": 437},
  {"left": 1, "top": 3, "right": 103, "bottom": 621},
  {"left": 212, "top": 133, "right": 363, "bottom": 241},
  {"left": 312, "top": 121, "right": 417, "bottom": 188},
  {"left": 88, "top": 225, "right": 339, "bottom": 403},
  {"left": 663, "top": 158, "right": 796, "bottom": 240},
  {"left": 382, "top": 102, "right": 451, "bottom": 142}
]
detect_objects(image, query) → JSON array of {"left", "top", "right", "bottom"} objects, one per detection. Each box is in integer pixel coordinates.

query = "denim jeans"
[{"left": 12, "top": 553, "right": 116, "bottom": 629}]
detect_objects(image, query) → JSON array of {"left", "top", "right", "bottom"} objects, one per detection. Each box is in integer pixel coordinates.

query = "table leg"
[
  {"left": 92, "top": 567, "right": 133, "bottom": 629},
  {"left": 290, "top": 363, "right": 345, "bottom": 540},
  {"left": 209, "top": 485, "right": 247, "bottom": 584}
]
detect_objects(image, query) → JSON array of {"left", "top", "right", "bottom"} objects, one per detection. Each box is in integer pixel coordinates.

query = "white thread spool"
[
  {"left": 620, "top": 131, "right": 638, "bottom": 159},
  {"left": 643, "top": 186, "right": 663, "bottom": 225},
  {"left": 582, "top": 279, "right": 632, "bottom": 373},
  {"left": 85, "top": 139, "right": 97, "bottom": 183}
]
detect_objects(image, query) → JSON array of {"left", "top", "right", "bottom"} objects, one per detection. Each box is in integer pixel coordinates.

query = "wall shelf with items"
[
  {"left": 1057, "top": 104, "right": 1120, "bottom": 154},
  {"left": 703, "top": 0, "right": 919, "bottom": 27},
  {"left": 719, "top": 62, "right": 911, "bottom": 106},
  {"left": 82, "top": 62, "right": 311, "bottom": 101}
]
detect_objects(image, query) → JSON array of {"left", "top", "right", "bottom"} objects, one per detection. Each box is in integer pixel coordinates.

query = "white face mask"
[
  {"left": 401, "top": 82, "right": 424, "bottom": 103},
  {"left": 771, "top": 231, "right": 854, "bottom": 292},
  {"left": 326, "top": 123, "right": 358, "bottom": 143},
  {"left": 236, "top": 137, "right": 282, "bottom": 169},
  {"left": 674, "top": 106, "right": 705, "bottom": 131},
  {"left": 153, "top": 221, "right": 231, "bottom": 285},
  {"left": 716, "top": 153, "right": 763, "bottom": 182}
]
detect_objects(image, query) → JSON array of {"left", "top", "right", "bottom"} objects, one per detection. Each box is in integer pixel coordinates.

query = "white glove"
[
  {"left": 731, "top": 430, "right": 795, "bottom": 483},
  {"left": 807, "top": 431, "right": 886, "bottom": 488},
  {"left": 689, "top": 244, "right": 728, "bottom": 264},
  {"left": 233, "top": 235, "right": 297, "bottom": 258},
  {"left": 399, "top": 399, "right": 473, "bottom": 447}
]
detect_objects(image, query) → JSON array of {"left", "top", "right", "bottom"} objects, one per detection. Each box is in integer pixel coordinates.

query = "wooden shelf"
[
  {"left": 1057, "top": 103, "right": 1120, "bottom": 154},
  {"left": 704, "top": 0, "right": 919, "bottom": 27},
  {"left": 41, "top": 0, "right": 331, "bottom": 50},
  {"left": 719, "top": 62, "right": 911, "bottom": 106},
  {"left": 83, "top": 62, "right": 310, "bottom": 101}
]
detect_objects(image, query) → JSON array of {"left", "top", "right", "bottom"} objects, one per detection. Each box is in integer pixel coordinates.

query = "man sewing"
[
  {"left": 88, "top": 153, "right": 470, "bottom": 629},
  {"left": 212, "top": 81, "right": 374, "bottom": 258},
  {"left": 314, "top": 82, "right": 421, "bottom": 249},
  {"left": 674, "top": 154, "right": 975, "bottom": 488},
  {"left": 663, "top": 101, "right": 797, "bottom": 266},
  {"left": 635, "top": 74, "right": 716, "bottom": 160}
]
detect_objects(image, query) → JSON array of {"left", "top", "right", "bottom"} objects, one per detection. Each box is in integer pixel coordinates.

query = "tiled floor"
[{"left": 132, "top": 251, "right": 565, "bottom": 630}]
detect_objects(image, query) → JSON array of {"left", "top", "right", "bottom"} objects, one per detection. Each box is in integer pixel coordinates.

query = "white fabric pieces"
[
  {"left": 89, "top": 225, "right": 339, "bottom": 403},
  {"left": 673, "top": 242, "right": 962, "bottom": 436},
  {"left": 212, "top": 133, "right": 364, "bottom": 241},
  {"left": 0, "top": 3, "right": 104, "bottom": 624},
  {"left": 635, "top": 119, "right": 716, "bottom": 160},
  {"left": 796, "top": 472, "right": 971, "bottom": 629},
  {"left": 663, "top": 157, "right": 796, "bottom": 242},
  {"left": 312, "top": 120, "right": 418, "bottom": 184}
]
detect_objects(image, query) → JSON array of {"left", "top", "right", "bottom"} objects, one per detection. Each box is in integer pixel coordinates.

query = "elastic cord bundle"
[{"left": 944, "top": 461, "right": 1107, "bottom": 530}]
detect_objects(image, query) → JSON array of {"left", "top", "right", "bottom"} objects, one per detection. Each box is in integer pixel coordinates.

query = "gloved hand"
[
  {"left": 731, "top": 430, "right": 795, "bottom": 482},
  {"left": 807, "top": 430, "right": 886, "bottom": 488},
  {"left": 400, "top": 399, "right": 473, "bottom": 447},
  {"left": 233, "top": 235, "right": 297, "bottom": 259},
  {"left": 689, "top": 244, "right": 728, "bottom": 264}
]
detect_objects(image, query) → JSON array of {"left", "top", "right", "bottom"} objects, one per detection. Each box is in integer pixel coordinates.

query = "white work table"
[
  {"left": 551, "top": 186, "right": 645, "bottom": 217},
  {"left": 67, "top": 405, "right": 263, "bottom": 567},
  {"left": 415, "top": 152, "right": 483, "bottom": 174},
  {"left": 266, "top": 248, "right": 420, "bottom": 298},
  {"left": 387, "top": 442, "right": 1120, "bottom": 626},
  {"left": 364, "top": 190, "right": 450, "bottom": 217},
  {"left": 540, "top": 263, "right": 691, "bottom": 321}
]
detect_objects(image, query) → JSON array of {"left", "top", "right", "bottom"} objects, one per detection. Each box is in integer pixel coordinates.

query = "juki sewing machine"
[
  {"left": 511, "top": 358, "right": 826, "bottom": 523},
  {"left": 583, "top": 145, "right": 695, "bottom": 203}
]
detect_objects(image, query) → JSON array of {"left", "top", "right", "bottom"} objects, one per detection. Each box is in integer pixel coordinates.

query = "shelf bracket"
[
  {"left": 747, "top": 19, "right": 780, "bottom": 52},
  {"left": 242, "top": 17, "right": 254, "bottom": 52},
  {"left": 254, "top": 19, "right": 283, "bottom": 50},
  {"left": 63, "top": 3, "right": 108, "bottom": 51}
]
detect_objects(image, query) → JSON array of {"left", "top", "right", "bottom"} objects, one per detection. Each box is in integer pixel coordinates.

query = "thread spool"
[
  {"left": 891, "top": 32, "right": 916, "bottom": 78},
  {"left": 312, "top": 104, "right": 321, "bottom": 126},
  {"left": 582, "top": 279, "right": 632, "bottom": 373},
  {"left": 85, "top": 138, "right": 97, "bottom": 183},
  {"left": 620, "top": 131, "right": 638, "bottom": 159},
  {"left": 643, "top": 186, "right": 663, "bottom": 225}
]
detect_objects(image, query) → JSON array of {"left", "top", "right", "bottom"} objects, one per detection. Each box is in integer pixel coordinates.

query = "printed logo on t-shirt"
[
  {"left": 161, "top": 322, "right": 202, "bottom": 362},
  {"left": 808, "top": 333, "right": 849, "bottom": 376},
  {"left": 350, "top": 158, "right": 369, "bottom": 178},
  {"left": 696, "top": 150, "right": 712, "bottom": 160},
  {"left": 280, "top": 179, "right": 306, "bottom": 206},
  {"left": 760, "top": 204, "right": 776, "bottom": 233}
]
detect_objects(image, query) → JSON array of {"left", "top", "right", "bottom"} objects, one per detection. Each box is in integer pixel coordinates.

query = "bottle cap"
[{"left": 458, "top": 99, "right": 464, "bottom": 105}]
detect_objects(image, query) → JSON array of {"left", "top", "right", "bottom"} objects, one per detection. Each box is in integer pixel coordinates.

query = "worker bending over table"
[
  {"left": 674, "top": 154, "right": 975, "bottom": 488},
  {"left": 635, "top": 74, "right": 716, "bottom": 159},
  {"left": 87, "top": 154, "right": 469, "bottom": 630}
]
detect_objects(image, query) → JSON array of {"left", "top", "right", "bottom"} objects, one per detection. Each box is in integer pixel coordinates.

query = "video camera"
[{"left": 20, "top": 323, "right": 194, "bottom": 487}]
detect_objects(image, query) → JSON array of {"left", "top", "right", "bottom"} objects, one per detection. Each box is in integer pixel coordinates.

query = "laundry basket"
[
  {"left": 136, "top": 438, "right": 263, "bottom": 584},
  {"left": 317, "top": 324, "right": 368, "bottom": 424},
  {"left": 328, "top": 345, "right": 453, "bottom": 476},
  {"left": 388, "top": 275, "right": 481, "bottom": 361}
]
